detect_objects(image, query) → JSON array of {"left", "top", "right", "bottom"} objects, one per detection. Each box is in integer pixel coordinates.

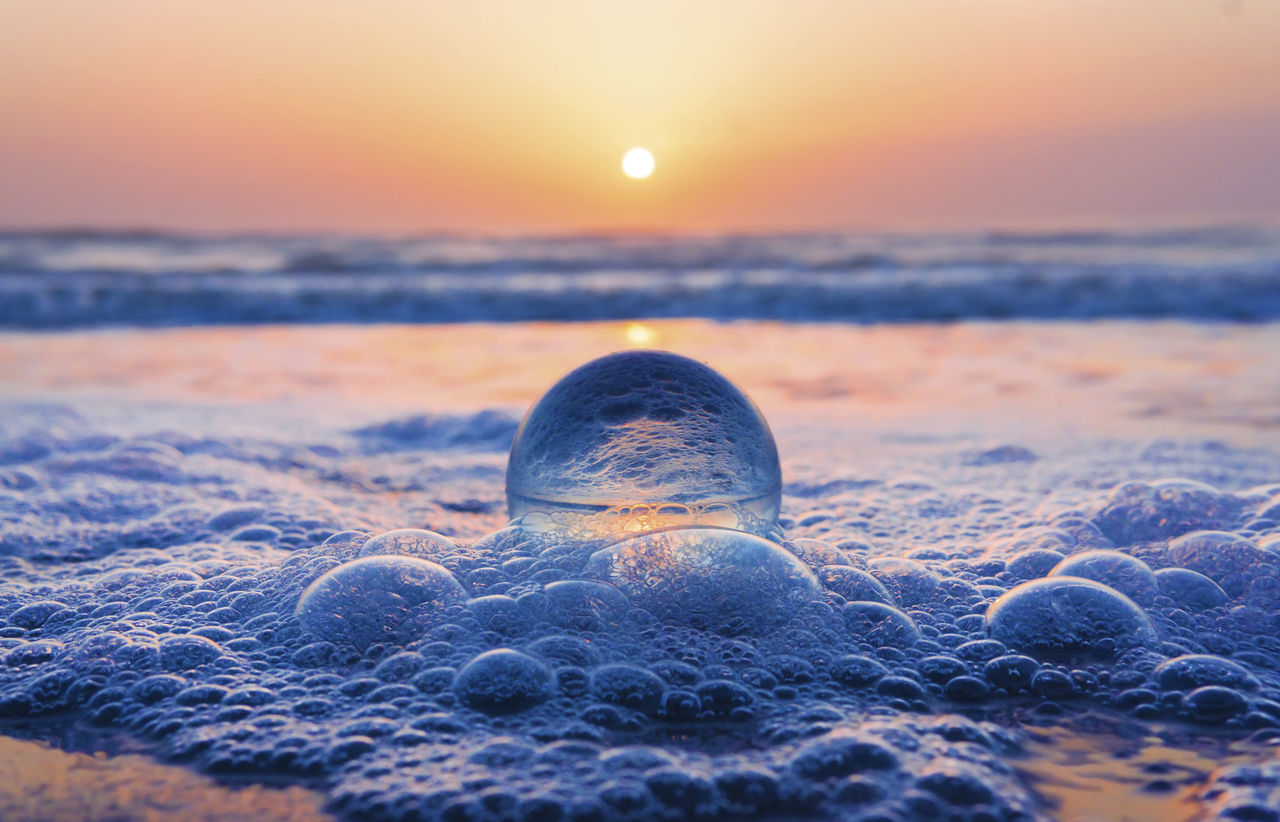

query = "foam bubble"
[
  {"left": 866, "top": 557, "right": 940, "bottom": 606},
  {"left": 583, "top": 526, "right": 821, "bottom": 636},
  {"left": 984, "top": 577, "right": 1158, "bottom": 659},
  {"left": 1167, "top": 530, "right": 1273, "bottom": 596},
  {"left": 1154, "top": 654, "right": 1258, "bottom": 691},
  {"left": 358, "top": 528, "right": 457, "bottom": 560},
  {"left": 1094, "top": 479, "right": 1242, "bottom": 544},
  {"left": 840, "top": 601, "right": 920, "bottom": 647},
  {"left": 1153, "top": 568, "right": 1228, "bottom": 610},
  {"left": 1048, "top": 549, "right": 1159, "bottom": 606},
  {"left": 817, "top": 566, "right": 895, "bottom": 605},
  {"left": 453, "top": 649, "right": 554, "bottom": 712},
  {"left": 505, "top": 351, "right": 781, "bottom": 537},
  {"left": 295, "top": 556, "right": 467, "bottom": 649},
  {"left": 785, "top": 538, "right": 855, "bottom": 570}
]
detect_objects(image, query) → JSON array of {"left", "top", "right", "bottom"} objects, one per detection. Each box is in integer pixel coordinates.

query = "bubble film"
[
  {"left": 984, "top": 576, "right": 1158, "bottom": 659},
  {"left": 583, "top": 527, "right": 822, "bottom": 635},
  {"left": 505, "top": 351, "right": 782, "bottom": 537},
  {"left": 295, "top": 556, "right": 468, "bottom": 649}
]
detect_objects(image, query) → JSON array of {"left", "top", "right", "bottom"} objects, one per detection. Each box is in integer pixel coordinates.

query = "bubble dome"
[
  {"left": 358, "top": 528, "right": 457, "bottom": 560},
  {"left": 295, "top": 556, "right": 468, "bottom": 649},
  {"left": 984, "top": 576, "right": 1159, "bottom": 659},
  {"left": 583, "top": 526, "right": 822, "bottom": 636},
  {"left": 1048, "top": 549, "right": 1159, "bottom": 606},
  {"left": 505, "top": 350, "right": 782, "bottom": 537}
]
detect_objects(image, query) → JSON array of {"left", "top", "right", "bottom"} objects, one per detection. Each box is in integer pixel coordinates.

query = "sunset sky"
[{"left": 1, "top": 1, "right": 1277, "bottom": 233}]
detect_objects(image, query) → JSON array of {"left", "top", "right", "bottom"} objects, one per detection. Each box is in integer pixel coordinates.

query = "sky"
[{"left": 0, "top": 0, "right": 1278, "bottom": 234}]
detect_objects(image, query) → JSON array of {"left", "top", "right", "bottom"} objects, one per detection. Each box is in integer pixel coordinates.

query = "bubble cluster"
[
  {"left": 505, "top": 351, "right": 782, "bottom": 537},
  {"left": 2, "top": 359, "right": 1279, "bottom": 822}
]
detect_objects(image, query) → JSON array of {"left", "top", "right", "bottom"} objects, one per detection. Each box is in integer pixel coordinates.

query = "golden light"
[
  {"left": 621, "top": 147, "right": 655, "bottom": 180},
  {"left": 624, "top": 322, "right": 656, "bottom": 346}
]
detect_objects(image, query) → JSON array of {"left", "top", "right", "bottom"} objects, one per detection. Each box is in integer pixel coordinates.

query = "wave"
[{"left": 1, "top": 226, "right": 1278, "bottom": 326}]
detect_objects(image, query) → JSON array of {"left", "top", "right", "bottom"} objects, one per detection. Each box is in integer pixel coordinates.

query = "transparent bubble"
[
  {"left": 583, "top": 526, "right": 822, "bottom": 636},
  {"left": 1153, "top": 568, "right": 1228, "bottom": 610},
  {"left": 359, "top": 528, "right": 457, "bottom": 560},
  {"left": 1006, "top": 549, "right": 1067, "bottom": 581},
  {"left": 840, "top": 601, "right": 920, "bottom": 647},
  {"left": 984, "top": 577, "right": 1158, "bottom": 659},
  {"left": 517, "top": 580, "right": 630, "bottom": 632},
  {"left": 1094, "top": 479, "right": 1242, "bottom": 544},
  {"left": 295, "top": 556, "right": 467, "bottom": 649},
  {"left": 1167, "top": 530, "right": 1271, "bottom": 596},
  {"left": 1154, "top": 654, "right": 1258, "bottom": 692},
  {"left": 505, "top": 351, "right": 782, "bottom": 538},
  {"left": 818, "top": 566, "right": 895, "bottom": 605},
  {"left": 453, "top": 648, "right": 554, "bottom": 712},
  {"left": 785, "top": 538, "right": 856, "bottom": 570},
  {"left": 866, "top": 558, "right": 941, "bottom": 606},
  {"left": 1048, "top": 549, "right": 1159, "bottom": 606}
]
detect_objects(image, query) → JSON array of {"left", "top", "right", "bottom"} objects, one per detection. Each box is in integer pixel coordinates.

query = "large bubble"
[
  {"left": 1093, "top": 479, "right": 1242, "bottom": 544},
  {"left": 1167, "top": 530, "right": 1273, "bottom": 597},
  {"left": 984, "top": 577, "right": 1158, "bottom": 659},
  {"left": 1153, "top": 568, "right": 1228, "bottom": 610},
  {"left": 1048, "top": 550, "right": 1158, "bottom": 606},
  {"left": 583, "top": 526, "right": 822, "bottom": 636},
  {"left": 505, "top": 351, "right": 782, "bottom": 538},
  {"left": 296, "top": 556, "right": 467, "bottom": 649}
]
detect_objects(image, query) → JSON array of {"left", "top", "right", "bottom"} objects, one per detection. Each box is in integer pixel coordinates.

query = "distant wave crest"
[{"left": 1, "top": 227, "right": 1278, "bottom": 326}]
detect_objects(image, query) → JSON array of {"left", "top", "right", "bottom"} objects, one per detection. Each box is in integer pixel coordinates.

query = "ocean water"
[
  {"left": 2, "top": 225, "right": 1280, "bottom": 327},
  {"left": 1, "top": 230, "right": 1279, "bottom": 821}
]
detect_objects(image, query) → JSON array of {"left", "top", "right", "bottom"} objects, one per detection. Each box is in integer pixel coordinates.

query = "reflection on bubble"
[
  {"left": 296, "top": 556, "right": 467, "bottom": 649},
  {"left": 985, "top": 576, "right": 1158, "bottom": 659},
  {"left": 505, "top": 351, "right": 782, "bottom": 538},
  {"left": 358, "top": 528, "right": 457, "bottom": 560},
  {"left": 1094, "top": 478, "right": 1242, "bottom": 543},
  {"left": 1153, "top": 568, "right": 1228, "bottom": 610},
  {"left": 1167, "top": 530, "right": 1271, "bottom": 596},
  {"left": 584, "top": 526, "right": 822, "bottom": 636},
  {"left": 453, "top": 649, "right": 554, "bottom": 713},
  {"left": 840, "top": 601, "right": 920, "bottom": 647},
  {"left": 1048, "top": 549, "right": 1158, "bottom": 606}
]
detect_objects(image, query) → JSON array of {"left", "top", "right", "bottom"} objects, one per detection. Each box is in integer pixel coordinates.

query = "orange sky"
[{"left": 1, "top": 1, "right": 1277, "bottom": 233}]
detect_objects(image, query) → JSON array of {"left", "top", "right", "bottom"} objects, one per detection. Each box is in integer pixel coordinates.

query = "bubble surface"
[
  {"left": 295, "top": 556, "right": 467, "bottom": 649},
  {"left": 454, "top": 649, "right": 554, "bottom": 712},
  {"left": 984, "top": 576, "right": 1158, "bottom": 659},
  {"left": 1048, "top": 549, "right": 1159, "bottom": 606},
  {"left": 358, "top": 528, "right": 457, "bottom": 560},
  {"left": 505, "top": 351, "right": 782, "bottom": 536},
  {"left": 584, "top": 526, "right": 822, "bottom": 635}
]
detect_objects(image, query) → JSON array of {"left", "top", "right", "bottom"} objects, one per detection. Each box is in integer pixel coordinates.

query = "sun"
[{"left": 621, "top": 147, "right": 655, "bottom": 179}]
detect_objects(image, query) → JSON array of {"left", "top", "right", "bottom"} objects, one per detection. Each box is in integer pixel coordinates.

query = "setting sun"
[{"left": 622, "top": 147, "right": 655, "bottom": 180}]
